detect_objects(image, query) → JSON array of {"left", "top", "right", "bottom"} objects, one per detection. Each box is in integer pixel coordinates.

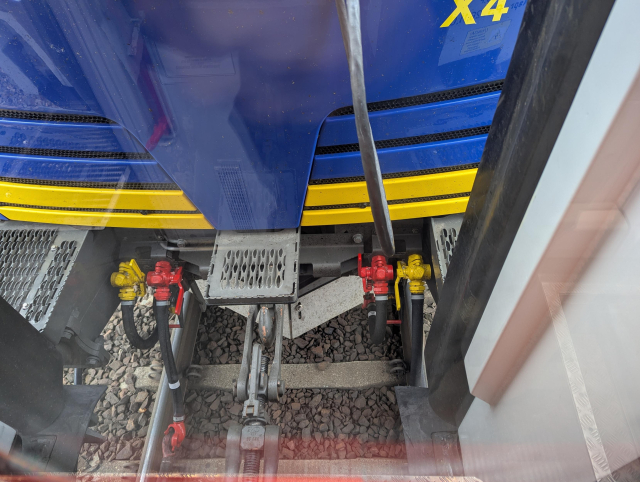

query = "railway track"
[{"left": 73, "top": 289, "right": 436, "bottom": 478}]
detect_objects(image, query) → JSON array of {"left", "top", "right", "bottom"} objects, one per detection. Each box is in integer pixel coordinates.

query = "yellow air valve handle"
[
  {"left": 394, "top": 254, "right": 431, "bottom": 310},
  {"left": 110, "top": 259, "right": 146, "bottom": 301}
]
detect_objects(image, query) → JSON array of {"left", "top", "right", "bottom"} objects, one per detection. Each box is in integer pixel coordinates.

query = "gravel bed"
[
  {"left": 178, "top": 386, "right": 405, "bottom": 461},
  {"left": 192, "top": 305, "right": 404, "bottom": 366},
  {"left": 69, "top": 297, "right": 163, "bottom": 473},
  {"left": 73, "top": 289, "right": 436, "bottom": 472}
]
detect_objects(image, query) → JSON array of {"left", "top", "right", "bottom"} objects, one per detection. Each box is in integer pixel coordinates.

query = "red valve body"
[
  {"left": 147, "top": 260, "right": 185, "bottom": 315},
  {"left": 358, "top": 253, "right": 394, "bottom": 296}
]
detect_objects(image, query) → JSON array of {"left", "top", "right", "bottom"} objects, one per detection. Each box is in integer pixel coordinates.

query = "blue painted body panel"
[
  {"left": 0, "top": 119, "right": 147, "bottom": 153},
  {"left": 317, "top": 93, "right": 500, "bottom": 147},
  {"left": 312, "top": 135, "right": 487, "bottom": 180},
  {"left": 0, "top": 0, "right": 528, "bottom": 228},
  {"left": 0, "top": 154, "right": 172, "bottom": 184}
]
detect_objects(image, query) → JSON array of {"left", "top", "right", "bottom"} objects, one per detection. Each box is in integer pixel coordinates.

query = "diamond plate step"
[{"left": 205, "top": 229, "right": 300, "bottom": 305}]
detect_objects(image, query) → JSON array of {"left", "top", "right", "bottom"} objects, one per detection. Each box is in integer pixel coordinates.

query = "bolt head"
[
  {"left": 176, "top": 239, "right": 186, "bottom": 248},
  {"left": 21, "top": 303, "right": 28, "bottom": 309},
  {"left": 50, "top": 245, "right": 57, "bottom": 251},
  {"left": 352, "top": 233, "right": 363, "bottom": 244},
  {"left": 87, "top": 357, "right": 99, "bottom": 366}
]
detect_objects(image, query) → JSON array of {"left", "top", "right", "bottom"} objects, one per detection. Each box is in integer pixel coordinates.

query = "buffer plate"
[{"left": 206, "top": 229, "right": 300, "bottom": 305}]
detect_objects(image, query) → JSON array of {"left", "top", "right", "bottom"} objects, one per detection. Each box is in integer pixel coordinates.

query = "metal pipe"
[
  {"left": 335, "top": 0, "right": 395, "bottom": 257},
  {"left": 159, "top": 242, "right": 214, "bottom": 252}
]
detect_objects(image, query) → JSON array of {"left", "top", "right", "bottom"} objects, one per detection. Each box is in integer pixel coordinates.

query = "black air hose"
[
  {"left": 156, "top": 301, "right": 184, "bottom": 420},
  {"left": 409, "top": 294, "right": 424, "bottom": 386},
  {"left": 369, "top": 295, "right": 387, "bottom": 345},
  {"left": 121, "top": 300, "right": 158, "bottom": 350}
]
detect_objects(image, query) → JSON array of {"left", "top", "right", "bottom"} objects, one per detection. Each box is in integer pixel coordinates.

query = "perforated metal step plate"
[
  {"left": 205, "top": 229, "right": 300, "bottom": 305},
  {"left": 429, "top": 214, "right": 463, "bottom": 295}
]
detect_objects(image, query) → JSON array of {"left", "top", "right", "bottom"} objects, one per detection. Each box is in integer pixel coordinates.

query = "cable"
[
  {"left": 156, "top": 302, "right": 184, "bottom": 420},
  {"left": 410, "top": 294, "right": 425, "bottom": 386},
  {"left": 121, "top": 300, "right": 159, "bottom": 350},
  {"left": 369, "top": 297, "right": 387, "bottom": 345}
]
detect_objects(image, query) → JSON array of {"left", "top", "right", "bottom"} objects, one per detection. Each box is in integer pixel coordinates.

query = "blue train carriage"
[{"left": 0, "top": 0, "right": 527, "bottom": 230}]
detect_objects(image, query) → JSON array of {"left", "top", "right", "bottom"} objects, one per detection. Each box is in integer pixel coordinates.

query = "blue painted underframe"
[
  {"left": 317, "top": 93, "right": 500, "bottom": 148},
  {"left": 0, "top": 154, "right": 174, "bottom": 184},
  {"left": 310, "top": 135, "right": 487, "bottom": 180},
  {"left": 0, "top": 118, "right": 148, "bottom": 153}
]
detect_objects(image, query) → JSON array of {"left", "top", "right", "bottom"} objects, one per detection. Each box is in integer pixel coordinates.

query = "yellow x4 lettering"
[
  {"left": 481, "top": 0, "right": 509, "bottom": 22},
  {"left": 440, "top": 0, "right": 476, "bottom": 28}
]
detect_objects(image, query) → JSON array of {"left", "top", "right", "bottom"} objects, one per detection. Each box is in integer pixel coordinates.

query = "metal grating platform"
[
  {"left": 0, "top": 227, "right": 57, "bottom": 309},
  {"left": 21, "top": 238, "right": 80, "bottom": 328},
  {"left": 206, "top": 229, "right": 300, "bottom": 305}
]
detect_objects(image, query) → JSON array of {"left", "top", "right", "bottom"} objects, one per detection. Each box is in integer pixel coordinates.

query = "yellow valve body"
[
  {"left": 394, "top": 254, "right": 432, "bottom": 310},
  {"left": 110, "top": 259, "right": 146, "bottom": 301}
]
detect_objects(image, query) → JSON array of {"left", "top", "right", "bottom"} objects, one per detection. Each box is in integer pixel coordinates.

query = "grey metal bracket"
[
  {"left": 224, "top": 424, "right": 242, "bottom": 480},
  {"left": 268, "top": 304, "right": 286, "bottom": 401},
  {"left": 258, "top": 305, "right": 276, "bottom": 347},
  {"left": 263, "top": 425, "right": 280, "bottom": 478},
  {"left": 234, "top": 305, "right": 258, "bottom": 402},
  {"left": 242, "top": 344, "right": 267, "bottom": 419}
]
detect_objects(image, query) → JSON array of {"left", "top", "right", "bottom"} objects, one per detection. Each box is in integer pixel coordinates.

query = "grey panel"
[{"left": 0, "top": 222, "right": 120, "bottom": 365}]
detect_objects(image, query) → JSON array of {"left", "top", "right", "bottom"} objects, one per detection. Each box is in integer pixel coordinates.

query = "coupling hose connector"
[
  {"left": 110, "top": 259, "right": 146, "bottom": 301},
  {"left": 394, "top": 254, "right": 431, "bottom": 310},
  {"left": 147, "top": 260, "right": 185, "bottom": 315}
]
